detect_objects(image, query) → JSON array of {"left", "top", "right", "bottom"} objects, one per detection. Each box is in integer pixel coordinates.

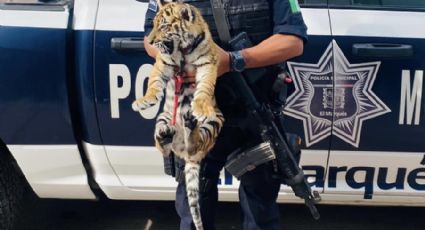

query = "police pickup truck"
[{"left": 1, "top": 0, "right": 425, "bottom": 228}]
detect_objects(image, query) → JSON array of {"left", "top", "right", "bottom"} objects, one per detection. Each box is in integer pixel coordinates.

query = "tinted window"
[
  {"left": 299, "top": 0, "right": 327, "bottom": 7},
  {"left": 0, "top": 0, "right": 37, "bottom": 2},
  {"left": 0, "top": 0, "right": 69, "bottom": 10},
  {"left": 330, "top": 0, "right": 425, "bottom": 9},
  {"left": 0, "top": 0, "right": 67, "bottom": 5}
]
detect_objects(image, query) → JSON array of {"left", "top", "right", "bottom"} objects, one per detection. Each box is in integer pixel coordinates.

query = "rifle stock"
[{"left": 228, "top": 70, "right": 321, "bottom": 220}]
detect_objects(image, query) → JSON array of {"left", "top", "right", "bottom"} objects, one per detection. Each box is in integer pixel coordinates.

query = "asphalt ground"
[{"left": 15, "top": 197, "right": 425, "bottom": 230}]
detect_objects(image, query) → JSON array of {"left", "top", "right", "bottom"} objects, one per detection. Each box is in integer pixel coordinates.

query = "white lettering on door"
[
  {"left": 109, "top": 64, "right": 131, "bottom": 119},
  {"left": 399, "top": 70, "right": 423, "bottom": 125}
]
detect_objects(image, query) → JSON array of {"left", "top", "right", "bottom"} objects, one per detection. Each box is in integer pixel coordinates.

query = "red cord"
[{"left": 171, "top": 75, "right": 184, "bottom": 125}]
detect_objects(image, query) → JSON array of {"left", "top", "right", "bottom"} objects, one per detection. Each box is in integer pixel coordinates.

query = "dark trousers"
[{"left": 175, "top": 127, "right": 282, "bottom": 230}]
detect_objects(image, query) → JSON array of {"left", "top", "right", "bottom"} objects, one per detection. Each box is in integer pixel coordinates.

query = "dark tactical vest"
[
  {"left": 182, "top": 0, "right": 275, "bottom": 119},
  {"left": 181, "top": 0, "right": 273, "bottom": 45}
]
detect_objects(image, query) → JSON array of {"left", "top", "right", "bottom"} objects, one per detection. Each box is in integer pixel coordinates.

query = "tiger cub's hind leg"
[
  {"left": 184, "top": 110, "right": 224, "bottom": 162},
  {"left": 183, "top": 111, "right": 202, "bottom": 161},
  {"left": 155, "top": 112, "right": 175, "bottom": 156}
]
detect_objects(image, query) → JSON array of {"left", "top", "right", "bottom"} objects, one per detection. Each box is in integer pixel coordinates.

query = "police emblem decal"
[{"left": 284, "top": 40, "right": 391, "bottom": 147}]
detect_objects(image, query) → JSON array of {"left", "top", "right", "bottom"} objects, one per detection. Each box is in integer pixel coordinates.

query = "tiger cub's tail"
[{"left": 184, "top": 161, "right": 203, "bottom": 230}]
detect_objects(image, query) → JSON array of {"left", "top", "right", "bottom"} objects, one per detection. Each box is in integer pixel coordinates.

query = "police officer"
[{"left": 144, "top": 0, "right": 308, "bottom": 229}]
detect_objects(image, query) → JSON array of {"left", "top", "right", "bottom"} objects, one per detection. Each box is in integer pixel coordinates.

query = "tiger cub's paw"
[
  {"left": 155, "top": 125, "right": 176, "bottom": 147},
  {"left": 132, "top": 96, "right": 158, "bottom": 111},
  {"left": 183, "top": 111, "right": 198, "bottom": 131},
  {"left": 191, "top": 97, "right": 215, "bottom": 120},
  {"left": 155, "top": 126, "right": 175, "bottom": 156}
]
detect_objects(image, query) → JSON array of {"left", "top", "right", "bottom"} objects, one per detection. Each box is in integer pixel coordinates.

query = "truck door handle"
[
  {"left": 352, "top": 43, "right": 413, "bottom": 59},
  {"left": 111, "top": 37, "right": 145, "bottom": 52}
]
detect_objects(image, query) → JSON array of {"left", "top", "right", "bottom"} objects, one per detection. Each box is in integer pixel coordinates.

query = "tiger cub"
[{"left": 132, "top": 1, "right": 224, "bottom": 229}]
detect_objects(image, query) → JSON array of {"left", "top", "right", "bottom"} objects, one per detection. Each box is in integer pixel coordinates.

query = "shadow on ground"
[{"left": 16, "top": 197, "right": 425, "bottom": 230}]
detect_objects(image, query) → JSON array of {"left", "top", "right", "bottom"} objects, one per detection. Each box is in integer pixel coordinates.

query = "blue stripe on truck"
[{"left": 0, "top": 26, "right": 76, "bottom": 145}]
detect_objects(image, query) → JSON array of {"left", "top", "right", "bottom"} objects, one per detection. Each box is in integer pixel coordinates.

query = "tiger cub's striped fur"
[{"left": 132, "top": 1, "right": 224, "bottom": 229}]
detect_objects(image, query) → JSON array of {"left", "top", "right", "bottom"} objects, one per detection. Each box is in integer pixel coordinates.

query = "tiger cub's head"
[{"left": 147, "top": 0, "right": 208, "bottom": 55}]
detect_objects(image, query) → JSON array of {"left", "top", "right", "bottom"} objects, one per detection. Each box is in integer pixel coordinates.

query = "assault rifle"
[{"left": 225, "top": 32, "right": 321, "bottom": 220}]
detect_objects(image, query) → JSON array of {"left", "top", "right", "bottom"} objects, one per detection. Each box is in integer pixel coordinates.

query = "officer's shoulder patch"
[
  {"left": 288, "top": 0, "right": 301, "bottom": 13},
  {"left": 148, "top": 0, "right": 158, "bottom": 12}
]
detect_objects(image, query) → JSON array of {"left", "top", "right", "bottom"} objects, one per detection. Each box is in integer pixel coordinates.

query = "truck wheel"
[{"left": 0, "top": 153, "right": 26, "bottom": 230}]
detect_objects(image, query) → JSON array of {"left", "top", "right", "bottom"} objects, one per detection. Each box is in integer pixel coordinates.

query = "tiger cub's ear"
[
  {"left": 180, "top": 6, "right": 195, "bottom": 22},
  {"left": 157, "top": 0, "right": 182, "bottom": 8}
]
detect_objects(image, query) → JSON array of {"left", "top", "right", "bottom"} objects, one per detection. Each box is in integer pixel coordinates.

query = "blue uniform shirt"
[
  {"left": 144, "top": 0, "right": 308, "bottom": 43},
  {"left": 271, "top": 0, "right": 308, "bottom": 42},
  {"left": 144, "top": 0, "right": 157, "bottom": 36}
]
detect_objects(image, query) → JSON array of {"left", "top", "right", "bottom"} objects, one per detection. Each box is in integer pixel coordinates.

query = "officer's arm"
[
  {"left": 233, "top": 0, "right": 308, "bottom": 72},
  {"left": 241, "top": 34, "right": 303, "bottom": 69},
  {"left": 144, "top": 38, "right": 159, "bottom": 59},
  {"left": 144, "top": 0, "right": 159, "bottom": 59},
  {"left": 144, "top": 34, "right": 301, "bottom": 75}
]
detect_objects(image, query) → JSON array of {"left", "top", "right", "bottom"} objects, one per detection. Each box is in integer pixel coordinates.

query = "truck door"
[
  {"left": 0, "top": 0, "right": 95, "bottom": 199},
  {"left": 280, "top": 0, "right": 333, "bottom": 198},
  {"left": 327, "top": 0, "right": 425, "bottom": 202},
  {"left": 93, "top": 0, "right": 176, "bottom": 199}
]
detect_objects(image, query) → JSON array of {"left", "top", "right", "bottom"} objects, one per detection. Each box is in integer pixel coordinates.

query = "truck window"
[
  {"left": 0, "top": 0, "right": 38, "bottom": 2},
  {"left": 329, "top": 0, "right": 425, "bottom": 9},
  {"left": 299, "top": 0, "right": 328, "bottom": 7},
  {"left": 0, "top": 0, "right": 69, "bottom": 5},
  {"left": 0, "top": 0, "right": 70, "bottom": 10},
  {"left": 0, "top": 0, "right": 61, "bottom": 3}
]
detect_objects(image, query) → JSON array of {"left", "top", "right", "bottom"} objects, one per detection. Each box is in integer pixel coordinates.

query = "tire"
[{"left": 0, "top": 152, "right": 25, "bottom": 230}]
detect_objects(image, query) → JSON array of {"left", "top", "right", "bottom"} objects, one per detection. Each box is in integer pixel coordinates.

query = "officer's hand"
[
  {"left": 215, "top": 44, "right": 231, "bottom": 77},
  {"left": 183, "top": 44, "right": 230, "bottom": 83}
]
